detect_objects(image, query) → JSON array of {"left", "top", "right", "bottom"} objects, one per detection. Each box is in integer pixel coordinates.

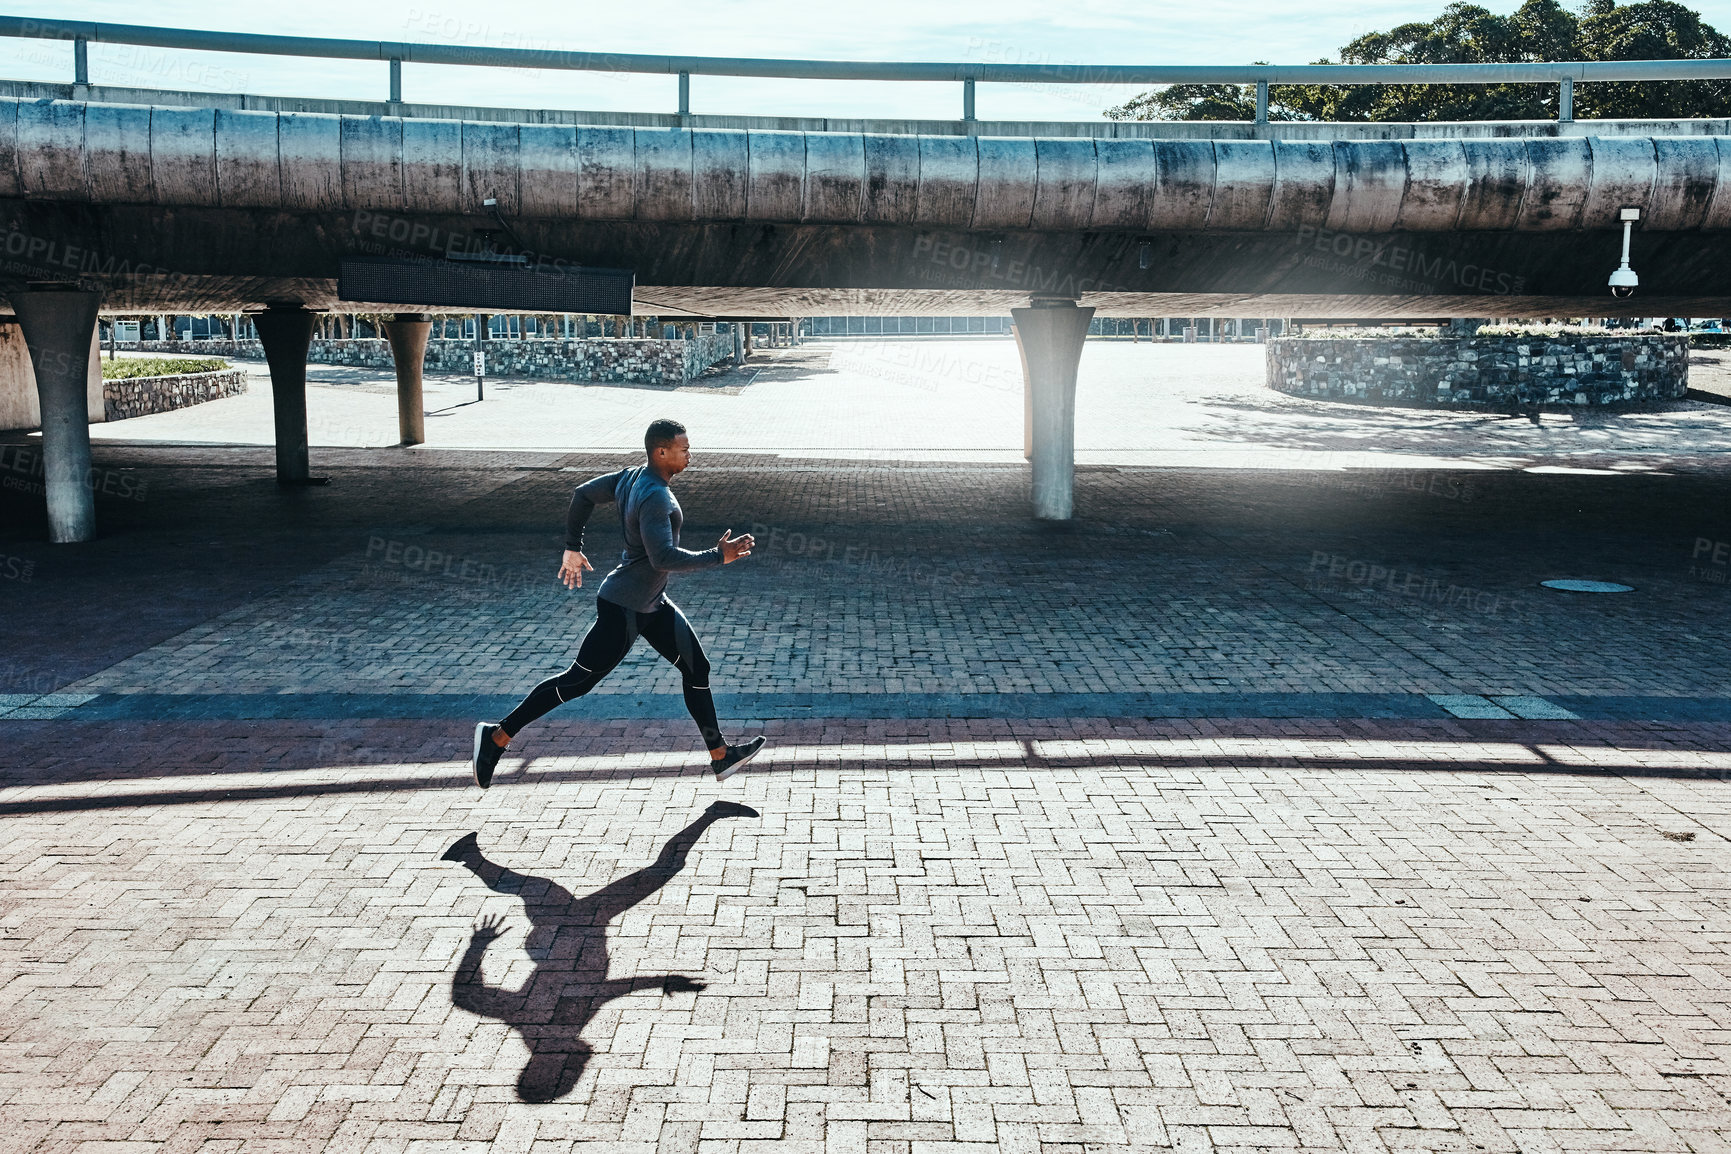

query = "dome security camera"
[{"left": 1609, "top": 206, "right": 1640, "bottom": 299}]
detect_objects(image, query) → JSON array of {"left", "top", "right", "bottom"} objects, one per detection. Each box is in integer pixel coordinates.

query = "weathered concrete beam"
[{"left": 6, "top": 97, "right": 1729, "bottom": 233}]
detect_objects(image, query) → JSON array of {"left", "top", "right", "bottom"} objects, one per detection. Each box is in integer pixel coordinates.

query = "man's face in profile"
[{"left": 654, "top": 434, "right": 692, "bottom": 476}]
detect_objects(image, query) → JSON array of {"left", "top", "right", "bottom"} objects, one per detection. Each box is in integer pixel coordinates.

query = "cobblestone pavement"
[
  {"left": 10, "top": 447, "right": 1730, "bottom": 707},
  {"left": 6, "top": 349, "right": 1731, "bottom": 1150},
  {"left": 3, "top": 717, "right": 1730, "bottom": 1153}
]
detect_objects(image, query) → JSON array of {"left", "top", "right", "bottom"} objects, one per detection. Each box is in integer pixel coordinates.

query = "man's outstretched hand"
[
  {"left": 719, "top": 530, "right": 754, "bottom": 564},
  {"left": 558, "top": 549, "right": 594, "bottom": 589}
]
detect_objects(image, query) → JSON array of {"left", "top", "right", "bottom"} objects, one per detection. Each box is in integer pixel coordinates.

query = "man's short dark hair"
[{"left": 645, "top": 419, "right": 686, "bottom": 456}]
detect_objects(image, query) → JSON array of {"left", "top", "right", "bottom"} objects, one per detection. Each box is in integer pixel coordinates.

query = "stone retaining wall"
[
  {"left": 102, "top": 368, "right": 248, "bottom": 421},
  {"left": 1268, "top": 335, "right": 1688, "bottom": 407},
  {"left": 122, "top": 334, "right": 734, "bottom": 385},
  {"left": 122, "top": 339, "right": 263, "bottom": 360},
  {"left": 682, "top": 333, "right": 735, "bottom": 380}
]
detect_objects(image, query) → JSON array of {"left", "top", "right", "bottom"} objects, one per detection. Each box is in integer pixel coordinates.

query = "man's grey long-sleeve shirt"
[{"left": 565, "top": 466, "right": 721, "bottom": 613}]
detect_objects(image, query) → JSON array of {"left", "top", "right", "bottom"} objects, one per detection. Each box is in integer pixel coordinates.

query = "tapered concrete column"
[
  {"left": 10, "top": 288, "right": 100, "bottom": 543},
  {"left": 382, "top": 312, "right": 431, "bottom": 446},
  {"left": 1012, "top": 299, "right": 1094, "bottom": 521},
  {"left": 253, "top": 305, "right": 321, "bottom": 485}
]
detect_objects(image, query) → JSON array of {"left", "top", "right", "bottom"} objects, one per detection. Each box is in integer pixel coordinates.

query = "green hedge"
[{"left": 101, "top": 357, "right": 232, "bottom": 380}]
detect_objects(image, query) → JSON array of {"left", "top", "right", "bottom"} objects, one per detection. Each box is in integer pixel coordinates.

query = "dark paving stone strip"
[
  {"left": 32, "top": 690, "right": 1731, "bottom": 722},
  {"left": 1550, "top": 695, "right": 1731, "bottom": 722}
]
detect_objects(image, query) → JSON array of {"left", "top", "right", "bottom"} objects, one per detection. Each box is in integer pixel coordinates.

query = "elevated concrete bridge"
[
  {"left": 5, "top": 19, "right": 1731, "bottom": 540},
  {"left": 1, "top": 95, "right": 1729, "bottom": 318}
]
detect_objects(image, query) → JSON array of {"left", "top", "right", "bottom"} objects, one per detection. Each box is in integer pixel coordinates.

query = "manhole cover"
[{"left": 1540, "top": 579, "right": 1635, "bottom": 593}]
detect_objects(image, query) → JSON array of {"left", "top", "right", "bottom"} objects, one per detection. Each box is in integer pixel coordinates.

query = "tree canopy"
[{"left": 1104, "top": 0, "right": 1731, "bottom": 121}]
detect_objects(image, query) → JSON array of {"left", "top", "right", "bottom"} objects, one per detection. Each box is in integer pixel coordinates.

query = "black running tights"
[{"left": 499, "top": 597, "right": 722, "bottom": 749}]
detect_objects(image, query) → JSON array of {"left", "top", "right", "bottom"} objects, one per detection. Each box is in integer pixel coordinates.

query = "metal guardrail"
[{"left": 3, "top": 14, "right": 1730, "bottom": 124}]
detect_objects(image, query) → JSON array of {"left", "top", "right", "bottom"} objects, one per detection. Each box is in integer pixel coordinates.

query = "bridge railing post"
[
  {"left": 389, "top": 57, "right": 402, "bottom": 104},
  {"left": 1255, "top": 79, "right": 1268, "bottom": 125},
  {"left": 678, "top": 70, "right": 690, "bottom": 117},
  {"left": 73, "top": 36, "right": 87, "bottom": 86},
  {"left": 963, "top": 77, "right": 976, "bottom": 122},
  {"left": 1559, "top": 75, "right": 1574, "bottom": 122}
]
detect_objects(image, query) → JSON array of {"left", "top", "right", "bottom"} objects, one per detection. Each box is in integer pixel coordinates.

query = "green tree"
[
  {"left": 1107, "top": 82, "right": 1291, "bottom": 121},
  {"left": 1104, "top": 0, "right": 1731, "bottom": 122},
  {"left": 1574, "top": 0, "right": 1731, "bottom": 116}
]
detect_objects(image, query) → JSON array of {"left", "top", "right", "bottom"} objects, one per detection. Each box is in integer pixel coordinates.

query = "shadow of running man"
[{"left": 442, "top": 799, "right": 759, "bottom": 1102}]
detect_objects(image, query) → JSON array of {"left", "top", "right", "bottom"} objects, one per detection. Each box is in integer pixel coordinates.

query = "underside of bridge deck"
[{"left": 0, "top": 206, "right": 1725, "bottom": 321}]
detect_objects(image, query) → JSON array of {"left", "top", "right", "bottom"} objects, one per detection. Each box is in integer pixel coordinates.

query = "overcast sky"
[{"left": 6, "top": 0, "right": 1731, "bottom": 121}]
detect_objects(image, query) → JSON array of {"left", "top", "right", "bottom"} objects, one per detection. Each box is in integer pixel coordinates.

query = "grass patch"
[
  {"left": 1475, "top": 324, "right": 1622, "bottom": 338},
  {"left": 101, "top": 357, "right": 231, "bottom": 380}
]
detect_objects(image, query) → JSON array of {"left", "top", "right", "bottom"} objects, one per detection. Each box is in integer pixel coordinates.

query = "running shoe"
[
  {"left": 712, "top": 736, "right": 765, "bottom": 781},
  {"left": 472, "top": 722, "right": 504, "bottom": 789}
]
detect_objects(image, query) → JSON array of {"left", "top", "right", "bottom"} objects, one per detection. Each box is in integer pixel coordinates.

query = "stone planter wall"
[
  {"left": 1267, "top": 335, "right": 1689, "bottom": 407},
  {"left": 121, "top": 334, "right": 734, "bottom": 385},
  {"left": 102, "top": 368, "right": 247, "bottom": 421},
  {"left": 122, "top": 339, "right": 264, "bottom": 360},
  {"left": 682, "top": 334, "right": 735, "bottom": 380}
]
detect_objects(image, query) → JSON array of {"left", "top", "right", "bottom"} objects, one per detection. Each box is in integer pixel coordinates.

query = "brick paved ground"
[
  {"left": 5, "top": 345, "right": 1731, "bottom": 1150},
  {"left": 3, "top": 718, "right": 1730, "bottom": 1153},
  {"left": 12, "top": 446, "right": 1731, "bottom": 706}
]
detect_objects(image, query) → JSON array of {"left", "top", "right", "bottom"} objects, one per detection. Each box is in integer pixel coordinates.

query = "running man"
[{"left": 471, "top": 419, "right": 764, "bottom": 788}]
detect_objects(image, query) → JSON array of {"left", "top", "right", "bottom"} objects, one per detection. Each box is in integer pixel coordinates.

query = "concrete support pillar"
[
  {"left": 1012, "top": 299, "right": 1094, "bottom": 521},
  {"left": 382, "top": 312, "right": 431, "bottom": 446},
  {"left": 253, "top": 305, "right": 321, "bottom": 485},
  {"left": 733, "top": 323, "right": 745, "bottom": 361},
  {"left": 11, "top": 288, "right": 100, "bottom": 543}
]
